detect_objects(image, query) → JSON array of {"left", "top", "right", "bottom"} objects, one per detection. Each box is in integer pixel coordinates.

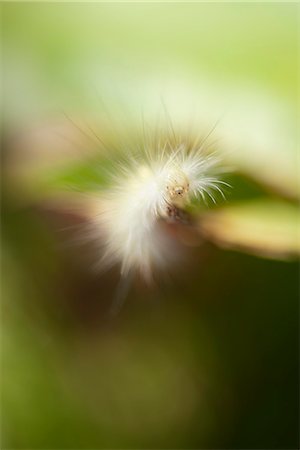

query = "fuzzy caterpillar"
[{"left": 90, "top": 135, "right": 228, "bottom": 284}]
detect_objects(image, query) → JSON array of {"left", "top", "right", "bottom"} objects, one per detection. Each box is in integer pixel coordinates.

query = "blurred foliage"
[{"left": 1, "top": 2, "right": 299, "bottom": 449}]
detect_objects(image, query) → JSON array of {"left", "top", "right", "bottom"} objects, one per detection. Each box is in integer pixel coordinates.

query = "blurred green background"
[{"left": 1, "top": 3, "right": 299, "bottom": 449}]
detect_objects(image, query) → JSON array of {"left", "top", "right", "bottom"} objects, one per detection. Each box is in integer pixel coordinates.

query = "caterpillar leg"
[{"left": 166, "top": 204, "right": 191, "bottom": 225}]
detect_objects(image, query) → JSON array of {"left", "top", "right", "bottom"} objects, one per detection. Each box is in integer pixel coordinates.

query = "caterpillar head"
[{"left": 165, "top": 168, "right": 190, "bottom": 206}]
